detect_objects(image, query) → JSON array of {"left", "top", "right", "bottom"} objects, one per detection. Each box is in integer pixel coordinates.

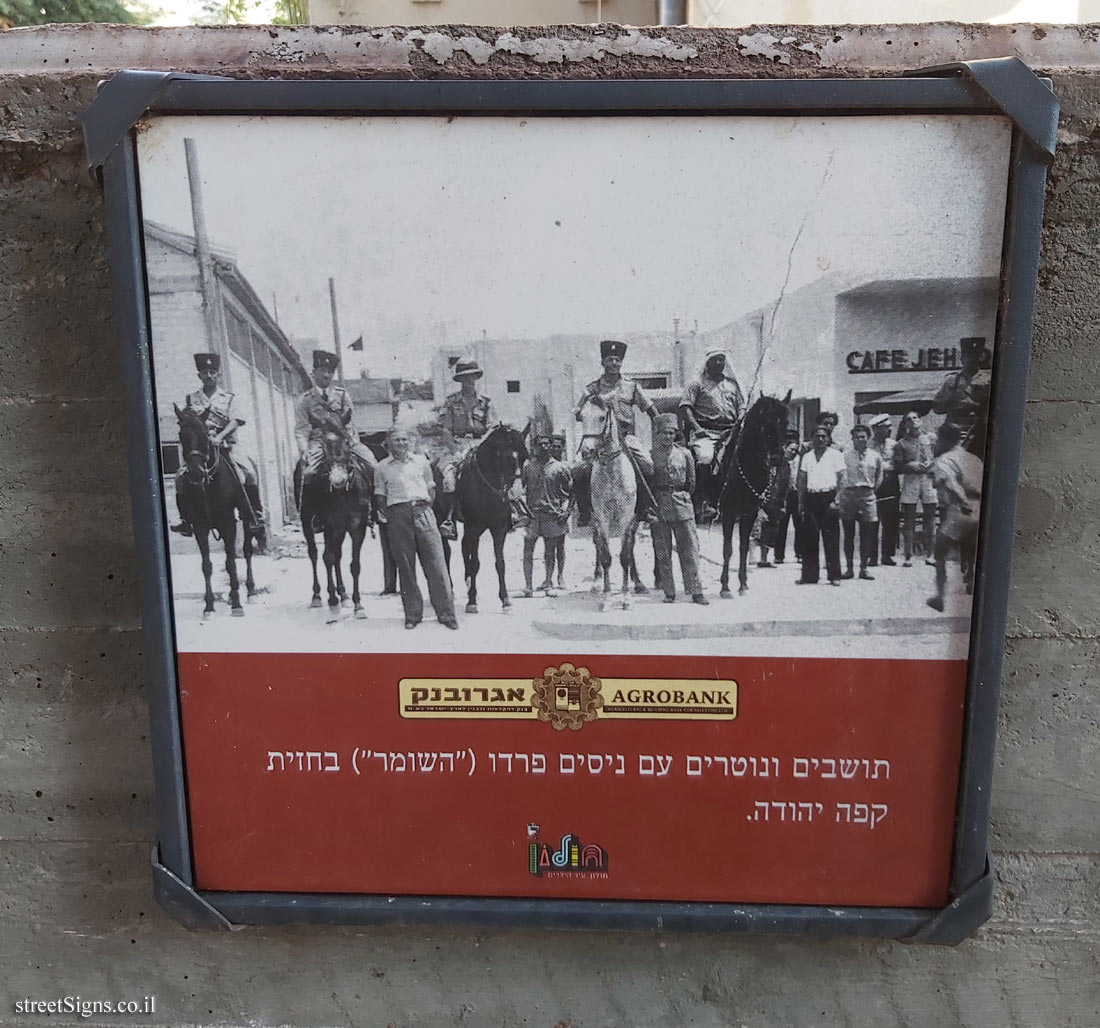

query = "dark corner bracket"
[
  {"left": 907, "top": 56, "right": 1059, "bottom": 160},
  {"left": 80, "top": 71, "right": 232, "bottom": 175},
  {"left": 151, "top": 846, "right": 243, "bottom": 931},
  {"left": 904, "top": 855, "right": 995, "bottom": 946}
]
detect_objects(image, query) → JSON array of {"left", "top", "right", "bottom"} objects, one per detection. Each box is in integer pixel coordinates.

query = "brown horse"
[
  {"left": 174, "top": 404, "right": 261, "bottom": 618},
  {"left": 296, "top": 410, "right": 373, "bottom": 618},
  {"left": 455, "top": 424, "right": 528, "bottom": 614},
  {"left": 715, "top": 391, "right": 791, "bottom": 597}
]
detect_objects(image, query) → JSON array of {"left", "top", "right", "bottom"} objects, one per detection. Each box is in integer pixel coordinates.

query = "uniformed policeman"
[
  {"left": 437, "top": 358, "right": 498, "bottom": 538},
  {"left": 294, "top": 350, "right": 377, "bottom": 486},
  {"left": 573, "top": 339, "right": 656, "bottom": 523},
  {"left": 170, "top": 352, "right": 264, "bottom": 537}
]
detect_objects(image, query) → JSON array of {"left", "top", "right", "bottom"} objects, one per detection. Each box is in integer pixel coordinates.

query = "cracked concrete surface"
[{"left": 1, "top": 21, "right": 1099, "bottom": 1028}]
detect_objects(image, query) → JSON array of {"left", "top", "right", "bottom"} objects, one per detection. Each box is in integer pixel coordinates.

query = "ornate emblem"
[{"left": 531, "top": 663, "right": 603, "bottom": 731}]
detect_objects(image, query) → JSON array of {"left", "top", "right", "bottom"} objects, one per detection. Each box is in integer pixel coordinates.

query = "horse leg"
[
  {"left": 619, "top": 528, "right": 634, "bottom": 610},
  {"left": 492, "top": 524, "right": 511, "bottom": 610},
  {"left": 462, "top": 527, "right": 480, "bottom": 614},
  {"left": 720, "top": 516, "right": 735, "bottom": 598},
  {"left": 303, "top": 497, "right": 322, "bottom": 608},
  {"left": 351, "top": 523, "right": 367, "bottom": 618},
  {"left": 195, "top": 530, "right": 215, "bottom": 618},
  {"left": 332, "top": 529, "right": 349, "bottom": 602},
  {"left": 593, "top": 530, "right": 612, "bottom": 610},
  {"left": 223, "top": 520, "right": 243, "bottom": 615},
  {"left": 625, "top": 519, "right": 647, "bottom": 594},
  {"left": 323, "top": 528, "right": 340, "bottom": 610},
  {"left": 242, "top": 524, "right": 257, "bottom": 600},
  {"left": 738, "top": 508, "right": 755, "bottom": 595}
]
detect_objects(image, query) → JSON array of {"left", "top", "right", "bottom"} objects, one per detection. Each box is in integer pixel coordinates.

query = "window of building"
[
  {"left": 506, "top": 380, "right": 521, "bottom": 393},
  {"left": 161, "top": 442, "right": 181, "bottom": 476},
  {"left": 632, "top": 374, "right": 669, "bottom": 390}
]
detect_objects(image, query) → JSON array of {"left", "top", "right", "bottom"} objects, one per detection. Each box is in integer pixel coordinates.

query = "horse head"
[
  {"left": 320, "top": 426, "right": 352, "bottom": 490},
  {"left": 741, "top": 390, "right": 791, "bottom": 462},
  {"left": 175, "top": 402, "right": 213, "bottom": 486},
  {"left": 480, "top": 423, "right": 528, "bottom": 490},
  {"left": 585, "top": 404, "right": 625, "bottom": 462}
]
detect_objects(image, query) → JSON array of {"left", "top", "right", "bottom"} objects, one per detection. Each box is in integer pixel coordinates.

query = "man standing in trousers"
[
  {"left": 650, "top": 413, "right": 708, "bottom": 605},
  {"left": 868, "top": 413, "right": 899, "bottom": 566},
  {"left": 796, "top": 425, "right": 846, "bottom": 586},
  {"left": 374, "top": 427, "right": 458, "bottom": 630}
]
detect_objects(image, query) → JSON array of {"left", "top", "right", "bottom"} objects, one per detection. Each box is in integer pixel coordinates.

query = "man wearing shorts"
[{"left": 521, "top": 434, "right": 572, "bottom": 597}]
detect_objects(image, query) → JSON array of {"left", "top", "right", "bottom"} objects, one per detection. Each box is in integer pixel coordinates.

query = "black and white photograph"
[{"left": 137, "top": 112, "right": 1009, "bottom": 658}]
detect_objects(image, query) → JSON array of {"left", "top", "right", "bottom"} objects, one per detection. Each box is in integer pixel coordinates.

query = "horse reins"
[{"left": 726, "top": 414, "right": 778, "bottom": 506}]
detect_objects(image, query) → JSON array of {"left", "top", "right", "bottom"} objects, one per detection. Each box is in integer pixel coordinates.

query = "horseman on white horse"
[{"left": 574, "top": 339, "right": 657, "bottom": 609}]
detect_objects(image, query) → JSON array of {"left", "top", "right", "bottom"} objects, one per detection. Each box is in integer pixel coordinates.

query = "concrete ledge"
[{"left": 2, "top": 22, "right": 1100, "bottom": 79}]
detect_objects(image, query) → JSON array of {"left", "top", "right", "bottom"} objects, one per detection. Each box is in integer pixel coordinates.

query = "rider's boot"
[
  {"left": 170, "top": 521, "right": 193, "bottom": 537},
  {"left": 439, "top": 499, "right": 458, "bottom": 541}
]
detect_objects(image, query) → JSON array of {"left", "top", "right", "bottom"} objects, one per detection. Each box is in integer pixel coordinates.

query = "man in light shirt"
[
  {"left": 374, "top": 427, "right": 458, "bottom": 630},
  {"left": 796, "top": 425, "right": 846, "bottom": 585},
  {"left": 840, "top": 424, "right": 885, "bottom": 580}
]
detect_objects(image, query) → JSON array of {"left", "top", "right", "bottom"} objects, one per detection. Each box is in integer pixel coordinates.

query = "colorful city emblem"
[{"left": 526, "top": 824, "right": 609, "bottom": 878}]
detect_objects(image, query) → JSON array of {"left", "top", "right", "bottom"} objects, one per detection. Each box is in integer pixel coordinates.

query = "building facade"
[{"left": 145, "top": 221, "right": 312, "bottom": 534}]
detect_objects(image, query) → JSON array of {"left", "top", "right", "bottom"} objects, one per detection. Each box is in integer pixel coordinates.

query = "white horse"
[{"left": 582, "top": 405, "right": 639, "bottom": 612}]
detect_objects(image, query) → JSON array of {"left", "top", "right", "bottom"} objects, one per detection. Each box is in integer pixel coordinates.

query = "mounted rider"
[
  {"left": 573, "top": 339, "right": 657, "bottom": 524},
  {"left": 679, "top": 347, "right": 745, "bottom": 473},
  {"left": 437, "top": 358, "right": 499, "bottom": 539},
  {"left": 170, "top": 352, "right": 264, "bottom": 537},
  {"left": 294, "top": 349, "right": 377, "bottom": 489}
]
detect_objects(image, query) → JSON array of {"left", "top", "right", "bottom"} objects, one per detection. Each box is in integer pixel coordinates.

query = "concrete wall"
[{"left": 1, "top": 22, "right": 1098, "bottom": 1027}]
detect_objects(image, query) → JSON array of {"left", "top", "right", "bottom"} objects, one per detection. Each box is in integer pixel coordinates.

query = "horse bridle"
[
  {"left": 184, "top": 429, "right": 219, "bottom": 487},
  {"left": 588, "top": 407, "right": 625, "bottom": 461},
  {"left": 470, "top": 432, "right": 520, "bottom": 502},
  {"left": 732, "top": 413, "right": 782, "bottom": 505}
]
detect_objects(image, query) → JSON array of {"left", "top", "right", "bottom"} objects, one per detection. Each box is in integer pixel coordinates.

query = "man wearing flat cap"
[
  {"left": 294, "top": 349, "right": 377, "bottom": 487},
  {"left": 574, "top": 340, "right": 657, "bottom": 520},
  {"left": 171, "top": 352, "right": 264, "bottom": 538},
  {"left": 933, "top": 336, "right": 992, "bottom": 456},
  {"left": 437, "top": 358, "right": 499, "bottom": 538}
]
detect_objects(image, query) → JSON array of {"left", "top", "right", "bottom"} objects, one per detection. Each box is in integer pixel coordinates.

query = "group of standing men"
[
  {"left": 173, "top": 329, "right": 987, "bottom": 625},
  {"left": 758, "top": 336, "right": 987, "bottom": 610}
]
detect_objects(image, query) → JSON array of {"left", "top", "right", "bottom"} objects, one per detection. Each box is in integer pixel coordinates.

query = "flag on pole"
[{"left": 348, "top": 335, "right": 364, "bottom": 351}]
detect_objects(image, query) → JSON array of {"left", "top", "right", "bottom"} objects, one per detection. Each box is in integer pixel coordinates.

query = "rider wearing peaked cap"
[
  {"left": 170, "top": 351, "right": 265, "bottom": 538},
  {"left": 573, "top": 338, "right": 657, "bottom": 525},
  {"left": 294, "top": 349, "right": 377, "bottom": 487}
]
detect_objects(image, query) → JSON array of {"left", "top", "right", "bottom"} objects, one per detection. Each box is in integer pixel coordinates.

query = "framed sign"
[{"left": 84, "top": 62, "right": 1056, "bottom": 941}]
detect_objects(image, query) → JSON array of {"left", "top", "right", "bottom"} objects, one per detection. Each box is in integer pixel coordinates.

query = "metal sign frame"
[{"left": 84, "top": 61, "right": 1055, "bottom": 942}]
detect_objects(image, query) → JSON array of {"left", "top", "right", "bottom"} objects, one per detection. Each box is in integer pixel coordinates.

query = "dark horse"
[
  {"left": 174, "top": 404, "right": 262, "bottom": 618},
  {"left": 715, "top": 390, "right": 791, "bottom": 597},
  {"left": 455, "top": 424, "right": 528, "bottom": 614},
  {"left": 295, "top": 410, "right": 374, "bottom": 618}
]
